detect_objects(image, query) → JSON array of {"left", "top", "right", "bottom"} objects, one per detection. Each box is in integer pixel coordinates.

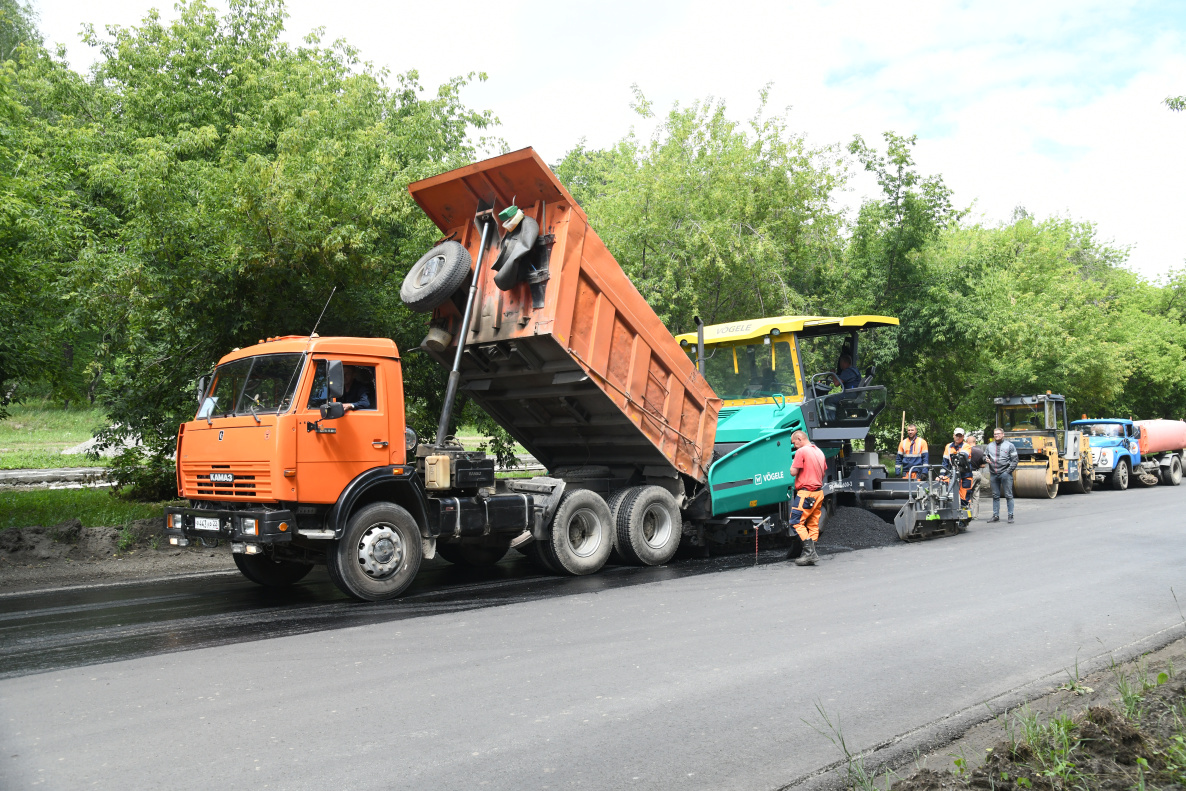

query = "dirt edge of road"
[
  {"left": 787, "top": 628, "right": 1186, "bottom": 791},
  {"left": 0, "top": 519, "right": 235, "bottom": 592}
]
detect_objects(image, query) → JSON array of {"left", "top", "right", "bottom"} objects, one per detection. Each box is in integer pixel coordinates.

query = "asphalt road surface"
[{"left": 2, "top": 484, "right": 1185, "bottom": 790}]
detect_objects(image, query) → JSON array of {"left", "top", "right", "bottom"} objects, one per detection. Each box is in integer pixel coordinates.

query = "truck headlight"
[
  {"left": 170, "top": 513, "right": 184, "bottom": 529},
  {"left": 241, "top": 518, "right": 258, "bottom": 536},
  {"left": 405, "top": 426, "right": 419, "bottom": 452}
]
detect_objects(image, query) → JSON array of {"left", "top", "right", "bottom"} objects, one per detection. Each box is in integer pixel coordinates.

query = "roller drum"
[{"left": 1013, "top": 465, "right": 1058, "bottom": 499}]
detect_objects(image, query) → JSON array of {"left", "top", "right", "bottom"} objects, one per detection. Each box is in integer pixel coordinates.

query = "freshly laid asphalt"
[{"left": 2, "top": 484, "right": 1185, "bottom": 790}]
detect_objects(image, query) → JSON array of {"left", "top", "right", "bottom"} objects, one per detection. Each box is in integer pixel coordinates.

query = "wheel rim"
[
  {"left": 415, "top": 255, "right": 446, "bottom": 287},
  {"left": 1118, "top": 463, "right": 1128, "bottom": 488},
  {"left": 357, "top": 523, "right": 404, "bottom": 579},
  {"left": 565, "top": 508, "right": 603, "bottom": 558},
  {"left": 641, "top": 503, "right": 673, "bottom": 549}
]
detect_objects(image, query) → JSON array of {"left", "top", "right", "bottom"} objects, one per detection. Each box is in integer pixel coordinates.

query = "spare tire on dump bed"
[{"left": 400, "top": 241, "right": 472, "bottom": 313}]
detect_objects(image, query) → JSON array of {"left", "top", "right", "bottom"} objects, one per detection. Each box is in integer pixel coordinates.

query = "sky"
[{"left": 34, "top": 0, "right": 1186, "bottom": 279}]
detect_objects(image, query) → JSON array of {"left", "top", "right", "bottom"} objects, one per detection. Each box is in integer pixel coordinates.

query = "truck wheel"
[
  {"left": 233, "top": 553, "right": 313, "bottom": 588},
  {"left": 436, "top": 540, "right": 510, "bottom": 567},
  {"left": 614, "top": 486, "right": 681, "bottom": 566},
  {"left": 326, "top": 503, "right": 422, "bottom": 601},
  {"left": 400, "top": 241, "right": 472, "bottom": 313},
  {"left": 1109, "top": 459, "right": 1129, "bottom": 491},
  {"left": 1160, "top": 455, "right": 1183, "bottom": 486},
  {"left": 520, "top": 540, "right": 562, "bottom": 574},
  {"left": 545, "top": 489, "right": 613, "bottom": 575}
]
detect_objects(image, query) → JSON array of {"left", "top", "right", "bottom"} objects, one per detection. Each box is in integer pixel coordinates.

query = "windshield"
[
  {"left": 1080, "top": 423, "right": 1123, "bottom": 438},
  {"left": 197, "top": 353, "right": 305, "bottom": 419},
  {"left": 999, "top": 404, "right": 1047, "bottom": 432},
  {"left": 700, "top": 340, "right": 800, "bottom": 401}
]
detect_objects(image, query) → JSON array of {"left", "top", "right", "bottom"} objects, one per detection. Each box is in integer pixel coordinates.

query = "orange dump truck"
[{"left": 165, "top": 149, "right": 721, "bottom": 600}]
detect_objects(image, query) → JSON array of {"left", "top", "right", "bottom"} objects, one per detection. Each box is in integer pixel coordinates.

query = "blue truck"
[{"left": 1069, "top": 419, "right": 1186, "bottom": 490}]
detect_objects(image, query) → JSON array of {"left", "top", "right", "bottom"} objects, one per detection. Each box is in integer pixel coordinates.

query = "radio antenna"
[
  {"left": 279, "top": 286, "right": 336, "bottom": 414},
  {"left": 309, "top": 286, "right": 336, "bottom": 340}
]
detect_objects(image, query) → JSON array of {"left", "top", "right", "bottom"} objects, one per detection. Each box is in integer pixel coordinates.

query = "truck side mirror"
[
  {"left": 320, "top": 402, "right": 346, "bottom": 421},
  {"left": 1133, "top": 425, "right": 1142, "bottom": 439},
  {"left": 197, "top": 375, "right": 208, "bottom": 405},
  {"left": 326, "top": 360, "right": 345, "bottom": 400}
]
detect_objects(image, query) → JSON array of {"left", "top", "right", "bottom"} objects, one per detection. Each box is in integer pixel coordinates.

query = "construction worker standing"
[
  {"left": 968, "top": 444, "right": 987, "bottom": 518},
  {"left": 984, "top": 427, "right": 1019, "bottom": 523},
  {"left": 941, "top": 428, "right": 975, "bottom": 507},
  {"left": 895, "top": 424, "right": 929, "bottom": 478},
  {"left": 787, "top": 430, "right": 827, "bottom": 566}
]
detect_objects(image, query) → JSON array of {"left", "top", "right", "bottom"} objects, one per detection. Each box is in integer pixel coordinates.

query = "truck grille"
[{"left": 182, "top": 462, "right": 273, "bottom": 500}]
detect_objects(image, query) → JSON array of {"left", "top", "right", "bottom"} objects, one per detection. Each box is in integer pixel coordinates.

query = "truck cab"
[{"left": 164, "top": 335, "right": 537, "bottom": 601}]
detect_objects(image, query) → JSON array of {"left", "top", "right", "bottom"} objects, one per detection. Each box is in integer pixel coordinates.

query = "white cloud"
[{"left": 33, "top": 0, "right": 1186, "bottom": 277}]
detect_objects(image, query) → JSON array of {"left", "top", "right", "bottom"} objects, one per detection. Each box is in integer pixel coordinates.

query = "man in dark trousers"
[
  {"left": 968, "top": 443, "right": 987, "bottom": 518},
  {"left": 984, "top": 427, "right": 1019, "bottom": 523},
  {"left": 787, "top": 430, "right": 828, "bottom": 566}
]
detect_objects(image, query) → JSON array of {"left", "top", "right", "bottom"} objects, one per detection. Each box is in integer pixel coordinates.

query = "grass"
[
  {"left": 0, "top": 400, "right": 109, "bottom": 469},
  {"left": 0, "top": 488, "right": 170, "bottom": 529}
]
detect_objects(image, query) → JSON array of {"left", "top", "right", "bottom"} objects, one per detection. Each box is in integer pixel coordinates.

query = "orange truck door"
[{"left": 296, "top": 358, "right": 390, "bottom": 503}]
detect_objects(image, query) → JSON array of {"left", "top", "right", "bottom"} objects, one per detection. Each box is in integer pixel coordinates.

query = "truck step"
[{"left": 297, "top": 529, "right": 335, "bottom": 540}]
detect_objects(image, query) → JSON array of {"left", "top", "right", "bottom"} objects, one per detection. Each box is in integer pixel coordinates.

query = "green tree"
[
  {"left": 555, "top": 86, "right": 847, "bottom": 334},
  {"left": 24, "top": 0, "right": 494, "bottom": 496}
]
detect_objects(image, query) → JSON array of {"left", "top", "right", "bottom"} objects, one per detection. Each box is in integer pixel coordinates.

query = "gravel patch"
[{"left": 818, "top": 506, "right": 900, "bottom": 553}]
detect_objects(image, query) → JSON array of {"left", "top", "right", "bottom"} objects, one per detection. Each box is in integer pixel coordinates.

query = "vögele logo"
[{"left": 752, "top": 470, "right": 786, "bottom": 485}]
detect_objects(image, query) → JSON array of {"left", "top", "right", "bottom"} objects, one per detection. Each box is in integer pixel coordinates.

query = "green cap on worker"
[{"left": 499, "top": 205, "right": 519, "bottom": 222}]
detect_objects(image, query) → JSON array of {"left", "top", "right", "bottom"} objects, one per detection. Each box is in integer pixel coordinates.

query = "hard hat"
[{"left": 953, "top": 427, "right": 965, "bottom": 436}]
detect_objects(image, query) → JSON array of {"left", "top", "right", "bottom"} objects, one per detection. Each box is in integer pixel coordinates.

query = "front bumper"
[{"left": 164, "top": 505, "right": 295, "bottom": 545}]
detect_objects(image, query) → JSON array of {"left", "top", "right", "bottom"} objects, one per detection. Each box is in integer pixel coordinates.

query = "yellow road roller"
[{"left": 995, "top": 393, "right": 1093, "bottom": 499}]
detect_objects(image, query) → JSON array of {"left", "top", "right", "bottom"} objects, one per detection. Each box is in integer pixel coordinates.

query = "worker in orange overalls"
[
  {"left": 941, "top": 427, "right": 975, "bottom": 507},
  {"left": 895, "top": 424, "right": 929, "bottom": 479},
  {"left": 787, "top": 429, "right": 828, "bottom": 566}
]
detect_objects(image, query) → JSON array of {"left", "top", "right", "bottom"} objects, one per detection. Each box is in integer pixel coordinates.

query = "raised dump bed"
[{"left": 407, "top": 148, "right": 720, "bottom": 485}]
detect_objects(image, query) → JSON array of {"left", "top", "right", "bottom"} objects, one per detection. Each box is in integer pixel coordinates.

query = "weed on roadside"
[{"left": 806, "top": 703, "right": 893, "bottom": 791}]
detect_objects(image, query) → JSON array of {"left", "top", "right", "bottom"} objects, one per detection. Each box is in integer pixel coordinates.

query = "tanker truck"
[{"left": 1069, "top": 418, "right": 1186, "bottom": 489}]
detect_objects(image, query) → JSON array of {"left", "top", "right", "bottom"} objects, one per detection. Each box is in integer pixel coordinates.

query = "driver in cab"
[
  {"left": 310, "top": 364, "right": 373, "bottom": 412},
  {"left": 829, "top": 355, "right": 860, "bottom": 390}
]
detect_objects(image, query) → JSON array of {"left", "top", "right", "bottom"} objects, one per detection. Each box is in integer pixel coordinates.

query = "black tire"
[
  {"left": 400, "top": 241, "right": 472, "bottom": 313},
  {"left": 326, "top": 502, "right": 422, "bottom": 601},
  {"left": 545, "top": 489, "right": 613, "bottom": 575},
  {"left": 1110, "top": 458, "right": 1130, "bottom": 491},
  {"left": 436, "top": 539, "right": 510, "bottom": 567},
  {"left": 1064, "top": 465, "right": 1093, "bottom": 495},
  {"left": 614, "top": 486, "right": 681, "bottom": 566},
  {"left": 1161, "top": 455, "right": 1183, "bottom": 486},
  {"left": 520, "top": 540, "right": 562, "bottom": 574},
  {"left": 233, "top": 553, "right": 313, "bottom": 588}
]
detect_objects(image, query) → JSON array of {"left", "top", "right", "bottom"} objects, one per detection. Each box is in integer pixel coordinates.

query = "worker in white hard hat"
[{"left": 941, "top": 428, "right": 975, "bottom": 507}]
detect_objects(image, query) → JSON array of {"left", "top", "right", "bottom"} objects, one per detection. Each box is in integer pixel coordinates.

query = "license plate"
[{"left": 194, "top": 516, "right": 221, "bottom": 532}]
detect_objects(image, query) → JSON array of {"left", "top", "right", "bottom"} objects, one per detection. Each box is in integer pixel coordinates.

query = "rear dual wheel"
[
  {"left": 524, "top": 489, "right": 615, "bottom": 576},
  {"left": 613, "top": 486, "right": 682, "bottom": 567},
  {"left": 1161, "top": 455, "right": 1183, "bottom": 486}
]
